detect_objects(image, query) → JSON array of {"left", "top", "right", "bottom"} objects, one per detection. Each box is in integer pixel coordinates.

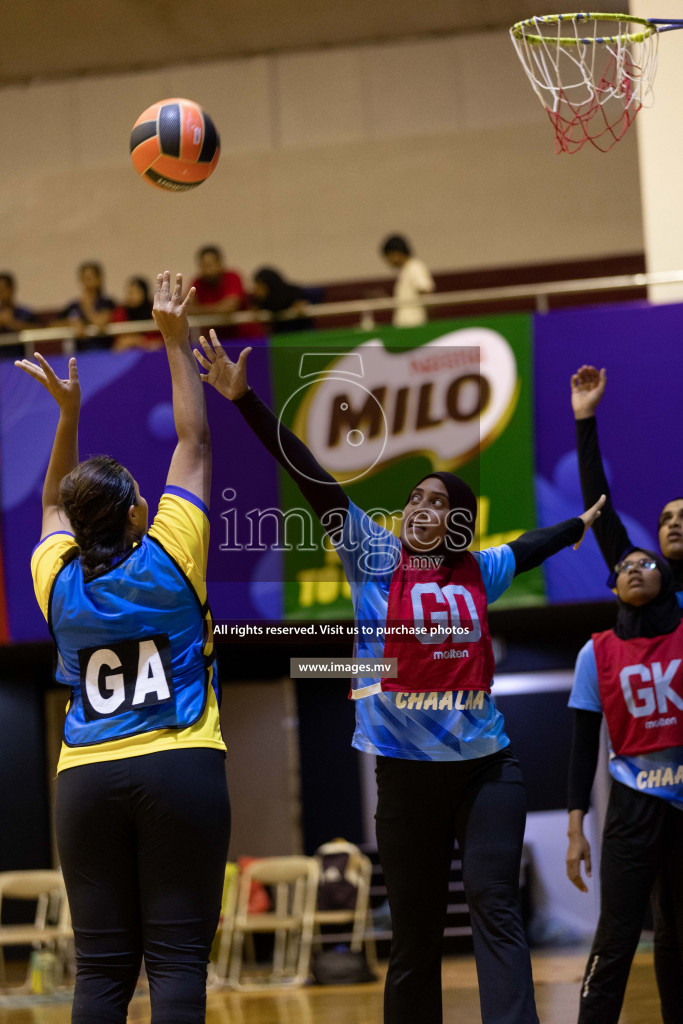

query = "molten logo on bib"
[
  {"left": 378, "top": 549, "right": 494, "bottom": 696},
  {"left": 593, "top": 624, "right": 683, "bottom": 755},
  {"left": 288, "top": 330, "right": 518, "bottom": 482}
]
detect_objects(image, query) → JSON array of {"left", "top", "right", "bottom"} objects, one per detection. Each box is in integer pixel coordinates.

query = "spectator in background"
[
  {"left": 381, "top": 235, "right": 435, "bottom": 327},
  {"left": 189, "top": 245, "right": 245, "bottom": 313},
  {"left": 251, "top": 266, "right": 317, "bottom": 334},
  {"left": 188, "top": 245, "right": 248, "bottom": 340},
  {"left": 54, "top": 261, "right": 116, "bottom": 351},
  {"left": 111, "top": 276, "right": 162, "bottom": 352},
  {"left": 0, "top": 272, "right": 38, "bottom": 360}
]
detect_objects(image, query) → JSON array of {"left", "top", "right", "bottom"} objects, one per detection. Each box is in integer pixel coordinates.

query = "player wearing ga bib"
[
  {"left": 569, "top": 637, "right": 683, "bottom": 809},
  {"left": 21, "top": 275, "right": 230, "bottom": 1024},
  {"left": 32, "top": 490, "right": 225, "bottom": 771}
]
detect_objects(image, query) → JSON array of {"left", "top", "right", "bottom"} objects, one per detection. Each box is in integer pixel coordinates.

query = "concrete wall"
[
  {"left": 632, "top": 1, "right": 683, "bottom": 301},
  {"left": 0, "top": 31, "right": 642, "bottom": 311}
]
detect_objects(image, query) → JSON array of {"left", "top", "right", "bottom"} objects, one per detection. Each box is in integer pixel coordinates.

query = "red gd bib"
[
  {"left": 593, "top": 623, "right": 683, "bottom": 756},
  {"left": 380, "top": 549, "right": 494, "bottom": 693}
]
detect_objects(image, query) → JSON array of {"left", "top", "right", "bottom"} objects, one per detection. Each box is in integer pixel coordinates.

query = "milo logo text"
[{"left": 289, "top": 331, "right": 518, "bottom": 481}]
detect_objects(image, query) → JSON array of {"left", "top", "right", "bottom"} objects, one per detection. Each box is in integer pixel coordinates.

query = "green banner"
[{"left": 269, "top": 314, "right": 540, "bottom": 619}]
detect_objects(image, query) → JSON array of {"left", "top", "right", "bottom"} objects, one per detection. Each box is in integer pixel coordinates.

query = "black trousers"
[
  {"left": 652, "top": 846, "right": 683, "bottom": 1024},
  {"left": 56, "top": 748, "right": 231, "bottom": 1024},
  {"left": 375, "top": 747, "right": 539, "bottom": 1024},
  {"left": 578, "top": 780, "right": 683, "bottom": 1024}
]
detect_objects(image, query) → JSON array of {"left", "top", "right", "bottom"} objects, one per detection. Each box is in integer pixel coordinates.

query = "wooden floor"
[{"left": 0, "top": 951, "right": 663, "bottom": 1024}]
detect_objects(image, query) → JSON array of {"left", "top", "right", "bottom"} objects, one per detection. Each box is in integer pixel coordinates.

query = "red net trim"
[{"left": 546, "top": 52, "right": 643, "bottom": 154}]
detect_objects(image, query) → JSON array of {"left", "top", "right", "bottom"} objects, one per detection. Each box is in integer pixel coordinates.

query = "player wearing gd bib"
[
  {"left": 194, "top": 335, "right": 604, "bottom": 1024},
  {"left": 567, "top": 549, "right": 683, "bottom": 1024},
  {"left": 19, "top": 273, "right": 229, "bottom": 1024}
]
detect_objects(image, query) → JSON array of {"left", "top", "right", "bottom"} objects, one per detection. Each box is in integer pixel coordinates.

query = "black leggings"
[
  {"left": 375, "top": 747, "right": 538, "bottom": 1024},
  {"left": 56, "top": 748, "right": 231, "bottom": 1024},
  {"left": 578, "top": 780, "right": 683, "bottom": 1024}
]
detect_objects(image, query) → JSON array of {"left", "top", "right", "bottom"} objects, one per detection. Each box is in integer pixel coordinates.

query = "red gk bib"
[
  {"left": 593, "top": 623, "right": 683, "bottom": 756},
  {"left": 380, "top": 549, "right": 494, "bottom": 693}
]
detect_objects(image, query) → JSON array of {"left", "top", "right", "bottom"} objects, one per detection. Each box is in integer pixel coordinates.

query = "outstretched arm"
[
  {"left": 153, "top": 272, "right": 211, "bottom": 508},
  {"left": 572, "top": 365, "right": 631, "bottom": 571},
  {"left": 194, "top": 335, "right": 349, "bottom": 533},
  {"left": 509, "top": 495, "right": 605, "bottom": 575},
  {"left": 14, "top": 353, "right": 80, "bottom": 539}
]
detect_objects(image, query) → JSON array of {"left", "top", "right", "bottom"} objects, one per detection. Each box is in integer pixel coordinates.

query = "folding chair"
[
  {"left": 313, "top": 839, "right": 377, "bottom": 968},
  {"left": 0, "top": 870, "right": 72, "bottom": 993},
  {"left": 227, "top": 856, "right": 320, "bottom": 990}
]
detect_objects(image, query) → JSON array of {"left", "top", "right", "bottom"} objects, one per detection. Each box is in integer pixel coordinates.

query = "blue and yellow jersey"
[{"left": 31, "top": 487, "right": 225, "bottom": 773}]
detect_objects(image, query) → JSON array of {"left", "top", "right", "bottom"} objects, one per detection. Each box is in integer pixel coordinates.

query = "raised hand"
[
  {"left": 16, "top": 353, "right": 80, "bottom": 531},
  {"left": 15, "top": 353, "right": 80, "bottom": 415},
  {"left": 153, "top": 271, "right": 195, "bottom": 344},
  {"left": 194, "top": 331, "right": 252, "bottom": 401},
  {"left": 574, "top": 493, "right": 606, "bottom": 550},
  {"left": 571, "top": 365, "right": 606, "bottom": 420}
]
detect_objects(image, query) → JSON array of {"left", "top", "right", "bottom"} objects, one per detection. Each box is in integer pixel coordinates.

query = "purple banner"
[
  {"left": 0, "top": 338, "right": 278, "bottom": 643},
  {"left": 534, "top": 300, "right": 682, "bottom": 602},
  {"left": 3, "top": 300, "right": 683, "bottom": 641}
]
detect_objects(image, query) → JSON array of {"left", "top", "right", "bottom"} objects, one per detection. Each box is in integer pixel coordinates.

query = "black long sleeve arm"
[
  {"left": 576, "top": 416, "right": 631, "bottom": 573},
  {"left": 233, "top": 391, "right": 590, "bottom": 574},
  {"left": 233, "top": 388, "right": 349, "bottom": 534},
  {"left": 567, "top": 709, "right": 603, "bottom": 812},
  {"left": 236, "top": 387, "right": 584, "bottom": 564},
  {"left": 508, "top": 517, "right": 584, "bottom": 576}
]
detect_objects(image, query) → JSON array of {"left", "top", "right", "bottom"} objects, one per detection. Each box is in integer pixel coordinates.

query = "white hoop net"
[{"left": 510, "top": 14, "right": 660, "bottom": 153}]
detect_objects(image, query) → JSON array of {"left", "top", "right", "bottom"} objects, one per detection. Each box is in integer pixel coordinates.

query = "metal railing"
[{"left": 2, "top": 267, "right": 682, "bottom": 353}]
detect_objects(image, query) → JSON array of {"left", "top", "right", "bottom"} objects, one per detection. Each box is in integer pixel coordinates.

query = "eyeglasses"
[{"left": 614, "top": 558, "right": 658, "bottom": 575}]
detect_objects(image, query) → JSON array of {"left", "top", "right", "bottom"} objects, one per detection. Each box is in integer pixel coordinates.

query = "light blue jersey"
[
  {"left": 570, "top": 639, "right": 683, "bottom": 809},
  {"left": 335, "top": 501, "right": 516, "bottom": 761}
]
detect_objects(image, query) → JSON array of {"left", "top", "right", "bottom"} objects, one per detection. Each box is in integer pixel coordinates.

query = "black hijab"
[
  {"left": 613, "top": 547, "right": 681, "bottom": 640},
  {"left": 253, "top": 267, "right": 303, "bottom": 313},
  {"left": 608, "top": 499, "right": 683, "bottom": 594},
  {"left": 670, "top": 559, "right": 683, "bottom": 592},
  {"left": 405, "top": 472, "right": 477, "bottom": 565},
  {"left": 122, "top": 277, "right": 153, "bottom": 320}
]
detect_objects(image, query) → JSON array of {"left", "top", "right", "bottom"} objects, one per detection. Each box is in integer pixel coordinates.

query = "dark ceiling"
[{"left": 2, "top": 1, "right": 632, "bottom": 85}]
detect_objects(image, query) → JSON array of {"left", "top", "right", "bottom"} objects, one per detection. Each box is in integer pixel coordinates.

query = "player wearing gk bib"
[
  {"left": 18, "top": 273, "right": 230, "bottom": 1024},
  {"left": 567, "top": 549, "right": 683, "bottom": 1024},
  {"left": 194, "top": 335, "right": 605, "bottom": 1024},
  {"left": 572, "top": 366, "right": 683, "bottom": 1020}
]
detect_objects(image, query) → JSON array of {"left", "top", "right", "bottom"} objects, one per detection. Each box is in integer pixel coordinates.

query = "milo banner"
[
  {"left": 269, "top": 316, "right": 539, "bottom": 620},
  {"left": 11, "top": 297, "right": 678, "bottom": 644}
]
